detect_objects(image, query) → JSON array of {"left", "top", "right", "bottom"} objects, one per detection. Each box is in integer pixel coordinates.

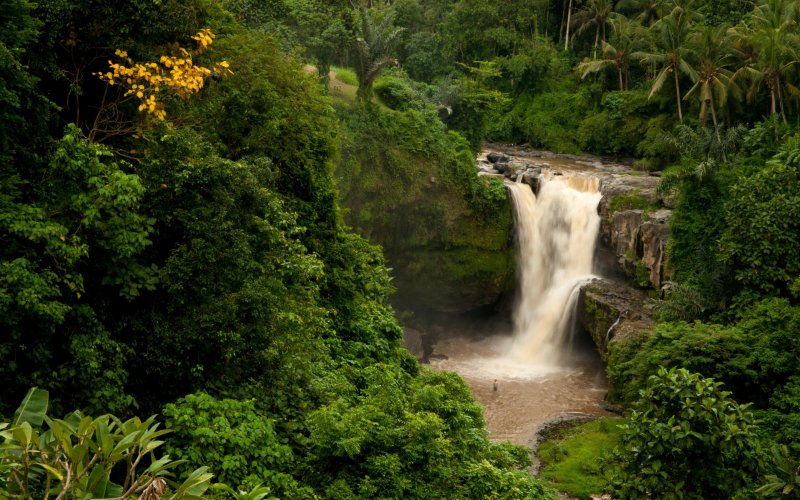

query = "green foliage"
[
  {"left": 502, "top": 90, "right": 591, "bottom": 154},
  {"left": 307, "top": 367, "right": 555, "bottom": 499},
  {"left": 719, "top": 158, "right": 800, "bottom": 300},
  {"left": 538, "top": 418, "right": 623, "bottom": 499},
  {"left": 335, "top": 104, "right": 514, "bottom": 312},
  {"left": 163, "top": 393, "right": 310, "bottom": 496},
  {"left": 332, "top": 65, "right": 358, "bottom": 86},
  {"left": 284, "top": 0, "right": 349, "bottom": 82},
  {"left": 661, "top": 168, "right": 733, "bottom": 309},
  {"left": 353, "top": 7, "right": 404, "bottom": 101},
  {"left": 609, "top": 367, "right": 762, "bottom": 499},
  {"left": 0, "top": 1, "right": 598, "bottom": 498},
  {"left": 126, "top": 129, "right": 333, "bottom": 415},
  {"left": 373, "top": 74, "right": 424, "bottom": 110},
  {"left": 577, "top": 91, "right": 652, "bottom": 156},
  {"left": 609, "top": 298, "right": 800, "bottom": 407},
  {"left": 0, "top": 388, "right": 216, "bottom": 499},
  {"left": 757, "top": 444, "right": 800, "bottom": 498},
  {"left": 445, "top": 61, "right": 510, "bottom": 151},
  {"left": 1, "top": 127, "right": 154, "bottom": 416},
  {"left": 607, "top": 191, "right": 652, "bottom": 215}
]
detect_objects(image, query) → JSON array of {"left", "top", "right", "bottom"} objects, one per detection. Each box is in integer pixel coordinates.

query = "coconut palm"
[
  {"left": 562, "top": 0, "right": 579, "bottom": 50},
  {"left": 576, "top": 14, "right": 650, "bottom": 89},
  {"left": 572, "top": 0, "right": 615, "bottom": 57},
  {"left": 634, "top": 5, "right": 697, "bottom": 121},
  {"left": 615, "top": 0, "right": 669, "bottom": 25},
  {"left": 353, "top": 7, "right": 404, "bottom": 101},
  {"left": 683, "top": 24, "right": 740, "bottom": 142},
  {"left": 732, "top": 0, "right": 800, "bottom": 122}
]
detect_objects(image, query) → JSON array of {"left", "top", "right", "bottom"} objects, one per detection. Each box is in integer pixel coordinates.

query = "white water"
[
  {"left": 430, "top": 172, "right": 603, "bottom": 380},
  {"left": 504, "top": 175, "right": 602, "bottom": 369}
]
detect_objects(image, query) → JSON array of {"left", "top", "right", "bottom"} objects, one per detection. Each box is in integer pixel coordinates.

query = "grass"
[
  {"left": 327, "top": 66, "right": 388, "bottom": 109},
  {"left": 331, "top": 66, "right": 358, "bottom": 86},
  {"left": 537, "top": 418, "right": 624, "bottom": 499}
]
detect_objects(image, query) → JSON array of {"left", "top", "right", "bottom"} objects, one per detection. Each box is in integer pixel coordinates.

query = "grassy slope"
[{"left": 537, "top": 418, "right": 624, "bottom": 499}]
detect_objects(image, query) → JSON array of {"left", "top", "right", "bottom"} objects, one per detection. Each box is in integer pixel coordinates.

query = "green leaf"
[
  {"left": 169, "top": 466, "right": 213, "bottom": 498},
  {"left": 13, "top": 387, "right": 49, "bottom": 426},
  {"left": 11, "top": 422, "right": 33, "bottom": 446},
  {"left": 34, "top": 462, "right": 65, "bottom": 481},
  {"left": 111, "top": 430, "right": 139, "bottom": 456}
]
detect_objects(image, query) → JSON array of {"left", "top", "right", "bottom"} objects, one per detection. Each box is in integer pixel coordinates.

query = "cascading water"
[
  {"left": 505, "top": 174, "right": 602, "bottom": 369},
  {"left": 427, "top": 153, "right": 616, "bottom": 444}
]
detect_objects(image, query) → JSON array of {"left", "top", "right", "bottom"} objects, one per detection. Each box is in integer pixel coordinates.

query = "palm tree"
[
  {"left": 576, "top": 14, "right": 649, "bottom": 90},
  {"left": 684, "top": 24, "right": 740, "bottom": 142},
  {"left": 353, "top": 7, "right": 404, "bottom": 101},
  {"left": 732, "top": 0, "right": 799, "bottom": 122},
  {"left": 572, "top": 0, "right": 615, "bottom": 58},
  {"left": 634, "top": 5, "right": 697, "bottom": 121},
  {"left": 615, "top": 0, "right": 669, "bottom": 26},
  {"left": 562, "top": 0, "right": 579, "bottom": 51}
]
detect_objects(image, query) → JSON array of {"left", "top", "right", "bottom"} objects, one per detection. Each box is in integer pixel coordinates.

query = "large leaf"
[{"left": 13, "top": 387, "right": 49, "bottom": 426}]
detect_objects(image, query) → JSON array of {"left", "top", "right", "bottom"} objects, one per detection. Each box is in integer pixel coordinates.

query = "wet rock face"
[
  {"left": 595, "top": 172, "right": 671, "bottom": 289},
  {"left": 599, "top": 203, "right": 671, "bottom": 289},
  {"left": 479, "top": 145, "right": 672, "bottom": 290},
  {"left": 577, "top": 279, "right": 655, "bottom": 356}
]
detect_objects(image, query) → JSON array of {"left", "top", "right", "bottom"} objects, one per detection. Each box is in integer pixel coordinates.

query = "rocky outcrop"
[
  {"left": 595, "top": 171, "right": 671, "bottom": 289},
  {"left": 478, "top": 145, "right": 672, "bottom": 290},
  {"left": 600, "top": 205, "right": 671, "bottom": 289},
  {"left": 577, "top": 279, "right": 655, "bottom": 357}
]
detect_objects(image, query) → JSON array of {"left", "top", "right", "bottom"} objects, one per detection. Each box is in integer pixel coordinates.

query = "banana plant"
[{"left": 0, "top": 388, "right": 244, "bottom": 499}]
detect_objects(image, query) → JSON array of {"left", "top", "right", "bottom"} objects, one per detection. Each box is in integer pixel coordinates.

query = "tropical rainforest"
[{"left": 1, "top": 0, "right": 800, "bottom": 498}]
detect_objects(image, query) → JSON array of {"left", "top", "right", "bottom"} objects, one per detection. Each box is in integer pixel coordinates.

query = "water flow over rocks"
[{"left": 506, "top": 175, "right": 602, "bottom": 369}]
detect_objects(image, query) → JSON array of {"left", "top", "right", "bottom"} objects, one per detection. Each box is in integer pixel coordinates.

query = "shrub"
[
  {"left": 374, "top": 75, "right": 423, "bottom": 110},
  {"left": 163, "top": 392, "right": 310, "bottom": 496},
  {"left": 609, "top": 367, "right": 762, "bottom": 499}
]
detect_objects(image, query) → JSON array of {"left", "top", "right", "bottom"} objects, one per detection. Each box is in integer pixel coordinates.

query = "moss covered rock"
[{"left": 335, "top": 105, "right": 514, "bottom": 314}]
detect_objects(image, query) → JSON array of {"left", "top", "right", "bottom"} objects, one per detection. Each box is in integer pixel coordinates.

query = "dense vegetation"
[
  {"left": 0, "top": 0, "right": 551, "bottom": 497},
  {"left": 3, "top": 0, "right": 800, "bottom": 497}
]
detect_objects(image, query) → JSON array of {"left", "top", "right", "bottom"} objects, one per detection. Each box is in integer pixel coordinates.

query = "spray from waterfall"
[{"left": 505, "top": 174, "right": 602, "bottom": 368}]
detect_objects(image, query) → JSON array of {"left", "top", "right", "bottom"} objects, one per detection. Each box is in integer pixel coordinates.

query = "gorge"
[{"left": 419, "top": 146, "right": 669, "bottom": 445}]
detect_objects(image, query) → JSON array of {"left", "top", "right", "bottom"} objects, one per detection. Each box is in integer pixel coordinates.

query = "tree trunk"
[
  {"left": 623, "top": 65, "right": 629, "bottom": 91},
  {"left": 776, "top": 75, "right": 787, "bottom": 123},
  {"left": 674, "top": 66, "right": 683, "bottom": 121},
  {"left": 769, "top": 80, "right": 777, "bottom": 117},
  {"left": 618, "top": 66, "right": 624, "bottom": 90},
  {"left": 710, "top": 99, "right": 721, "bottom": 144},
  {"left": 565, "top": 0, "right": 573, "bottom": 51}
]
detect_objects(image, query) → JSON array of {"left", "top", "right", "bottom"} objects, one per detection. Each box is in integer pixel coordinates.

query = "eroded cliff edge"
[{"left": 477, "top": 144, "right": 672, "bottom": 354}]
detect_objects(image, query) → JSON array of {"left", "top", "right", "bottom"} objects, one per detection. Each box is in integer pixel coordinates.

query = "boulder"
[
  {"left": 494, "top": 162, "right": 514, "bottom": 174},
  {"left": 487, "top": 151, "right": 510, "bottom": 163},
  {"left": 520, "top": 172, "right": 540, "bottom": 194}
]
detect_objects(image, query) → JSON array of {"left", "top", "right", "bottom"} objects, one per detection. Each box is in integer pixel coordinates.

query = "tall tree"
[
  {"left": 576, "top": 14, "right": 649, "bottom": 89},
  {"left": 733, "top": 0, "right": 799, "bottom": 122},
  {"left": 615, "top": 0, "right": 669, "bottom": 25},
  {"left": 684, "top": 24, "right": 740, "bottom": 141},
  {"left": 572, "top": 0, "right": 615, "bottom": 58},
  {"left": 353, "top": 7, "right": 404, "bottom": 100},
  {"left": 634, "top": 5, "right": 697, "bottom": 121}
]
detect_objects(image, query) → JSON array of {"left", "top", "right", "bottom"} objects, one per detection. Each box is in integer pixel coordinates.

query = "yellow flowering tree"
[{"left": 91, "top": 29, "right": 231, "bottom": 140}]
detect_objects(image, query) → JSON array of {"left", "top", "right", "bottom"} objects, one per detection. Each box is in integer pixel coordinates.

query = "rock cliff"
[{"left": 476, "top": 144, "right": 672, "bottom": 351}]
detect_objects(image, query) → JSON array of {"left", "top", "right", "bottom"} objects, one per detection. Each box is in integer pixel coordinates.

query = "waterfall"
[{"left": 505, "top": 174, "right": 602, "bottom": 368}]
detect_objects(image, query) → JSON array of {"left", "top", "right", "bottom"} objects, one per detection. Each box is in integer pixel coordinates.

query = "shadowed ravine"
[{"left": 429, "top": 169, "right": 614, "bottom": 446}]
